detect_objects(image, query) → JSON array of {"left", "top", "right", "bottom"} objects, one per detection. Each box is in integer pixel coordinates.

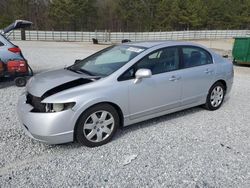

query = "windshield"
[{"left": 69, "top": 45, "right": 146, "bottom": 77}]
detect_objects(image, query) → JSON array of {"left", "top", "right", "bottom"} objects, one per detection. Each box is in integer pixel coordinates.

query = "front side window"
[
  {"left": 136, "top": 47, "right": 180, "bottom": 75},
  {"left": 119, "top": 47, "right": 180, "bottom": 81},
  {"left": 69, "top": 45, "right": 146, "bottom": 77},
  {"left": 182, "top": 47, "right": 213, "bottom": 68}
]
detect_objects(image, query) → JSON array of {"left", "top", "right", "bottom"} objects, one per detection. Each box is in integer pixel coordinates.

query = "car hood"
[{"left": 27, "top": 69, "right": 97, "bottom": 98}]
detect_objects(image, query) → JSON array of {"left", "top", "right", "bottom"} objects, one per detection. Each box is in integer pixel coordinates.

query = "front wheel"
[
  {"left": 204, "top": 82, "right": 225, "bottom": 111},
  {"left": 75, "top": 104, "right": 120, "bottom": 147}
]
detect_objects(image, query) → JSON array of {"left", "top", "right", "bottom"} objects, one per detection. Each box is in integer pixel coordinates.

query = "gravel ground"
[{"left": 0, "top": 41, "right": 250, "bottom": 188}]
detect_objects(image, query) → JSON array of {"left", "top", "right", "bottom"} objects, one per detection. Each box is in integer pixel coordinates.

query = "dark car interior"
[
  {"left": 182, "top": 49, "right": 212, "bottom": 68},
  {"left": 136, "top": 48, "right": 179, "bottom": 75},
  {"left": 119, "top": 46, "right": 213, "bottom": 81}
]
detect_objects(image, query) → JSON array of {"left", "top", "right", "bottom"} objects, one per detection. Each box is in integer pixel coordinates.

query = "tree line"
[{"left": 1, "top": 0, "right": 250, "bottom": 31}]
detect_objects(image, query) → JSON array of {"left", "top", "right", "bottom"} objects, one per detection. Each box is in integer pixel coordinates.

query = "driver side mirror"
[{"left": 134, "top": 69, "right": 152, "bottom": 84}]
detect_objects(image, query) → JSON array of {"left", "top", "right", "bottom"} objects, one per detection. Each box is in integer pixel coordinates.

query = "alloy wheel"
[
  {"left": 210, "top": 86, "right": 224, "bottom": 108},
  {"left": 83, "top": 110, "right": 115, "bottom": 143}
]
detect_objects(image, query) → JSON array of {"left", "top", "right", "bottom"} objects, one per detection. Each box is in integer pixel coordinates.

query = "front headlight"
[{"left": 45, "top": 102, "right": 75, "bottom": 113}]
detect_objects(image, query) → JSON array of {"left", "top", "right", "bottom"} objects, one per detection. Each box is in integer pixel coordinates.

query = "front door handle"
[
  {"left": 205, "top": 69, "right": 214, "bottom": 74},
  {"left": 169, "top": 76, "right": 181, "bottom": 81}
]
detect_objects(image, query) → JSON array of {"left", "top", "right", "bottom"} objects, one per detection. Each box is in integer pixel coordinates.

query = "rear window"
[
  {"left": 182, "top": 47, "right": 213, "bottom": 68},
  {"left": 0, "top": 34, "right": 14, "bottom": 46}
]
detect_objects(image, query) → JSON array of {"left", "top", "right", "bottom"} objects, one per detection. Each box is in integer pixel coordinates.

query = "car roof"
[{"left": 125, "top": 40, "right": 204, "bottom": 49}]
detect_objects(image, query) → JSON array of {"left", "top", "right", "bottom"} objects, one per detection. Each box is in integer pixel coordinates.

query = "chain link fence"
[{"left": 6, "top": 30, "right": 250, "bottom": 42}]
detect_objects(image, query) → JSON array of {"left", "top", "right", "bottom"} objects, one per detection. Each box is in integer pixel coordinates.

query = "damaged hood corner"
[{"left": 27, "top": 69, "right": 94, "bottom": 97}]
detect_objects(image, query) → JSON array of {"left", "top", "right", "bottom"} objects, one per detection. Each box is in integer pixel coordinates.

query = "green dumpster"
[{"left": 232, "top": 37, "right": 250, "bottom": 64}]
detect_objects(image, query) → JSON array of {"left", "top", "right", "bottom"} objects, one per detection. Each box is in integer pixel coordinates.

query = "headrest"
[{"left": 191, "top": 51, "right": 201, "bottom": 58}]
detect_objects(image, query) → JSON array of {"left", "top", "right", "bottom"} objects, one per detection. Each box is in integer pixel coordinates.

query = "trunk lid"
[{"left": 2, "top": 20, "right": 32, "bottom": 34}]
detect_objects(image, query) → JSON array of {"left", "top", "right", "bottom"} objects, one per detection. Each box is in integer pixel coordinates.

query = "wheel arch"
[
  {"left": 104, "top": 102, "right": 124, "bottom": 128},
  {"left": 213, "top": 79, "right": 227, "bottom": 92},
  {"left": 73, "top": 101, "right": 124, "bottom": 140}
]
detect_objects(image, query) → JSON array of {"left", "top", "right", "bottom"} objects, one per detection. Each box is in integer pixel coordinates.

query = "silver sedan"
[{"left": 17, "top": 41, "right": 234, "bottom": 147}]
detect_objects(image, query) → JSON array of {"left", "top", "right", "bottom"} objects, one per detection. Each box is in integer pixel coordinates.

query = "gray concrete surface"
[{"left": 0, "top": 41, "right": 250, "bottom": 188}]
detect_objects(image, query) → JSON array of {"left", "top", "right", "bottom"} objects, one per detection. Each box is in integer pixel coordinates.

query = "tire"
[
  {"left": 75, "top": 104, "right": 120, "bottom": 147},
  {"left": 204, "top": 82, "right": 225, "bottom": 111},
  {"left": 233, "top": 59, "right": 237, "bottom": 65},
  {"left": 14, "top": 77, "right": 27, "bottom": 87}
]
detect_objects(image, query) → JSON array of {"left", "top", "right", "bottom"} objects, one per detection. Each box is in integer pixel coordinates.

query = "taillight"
[{"left": 8, "top": 47, "right": 21, "bottom": 53}]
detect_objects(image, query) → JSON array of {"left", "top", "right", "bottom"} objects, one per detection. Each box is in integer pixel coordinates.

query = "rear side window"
[
  {"left": 0, "top": 34, "right": 14, "bottom": 46},
  {"left": 182, "top": 47, "right": 212, "bottom": 68},
  {"left": 0, "top": 41, "right": 4, "bottom": 46}
]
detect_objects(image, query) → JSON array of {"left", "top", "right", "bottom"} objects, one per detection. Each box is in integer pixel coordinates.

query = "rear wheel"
[
  {"left": 75, "top": 104, "right": 119, "bottom": 147},
  {"left": 233, "top": 58, "right": 238, "bottom": 65},
  {"left": 14, "top": 77, "right": 27, "bottom": 87},
  {"left": 205, "top": 82, "right": 225, "bottom": 111}
]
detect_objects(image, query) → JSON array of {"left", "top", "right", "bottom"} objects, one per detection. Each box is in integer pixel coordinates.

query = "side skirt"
[{"left": 123, "top": 101, "right": 205, "bottom": 127}]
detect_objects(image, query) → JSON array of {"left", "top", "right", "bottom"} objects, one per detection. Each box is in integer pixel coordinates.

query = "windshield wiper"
[
  {"left": 67, "top": 66, "right": 102, "bottom": 77},
  {"left": 66, "top": 67, "right": 102, "bottom": 80},
  {"left": 78, "top": 68, "right": 96, "bottom": 76},
  {"left": 66, "top": 67, "right": 83, "bottom": 74}
]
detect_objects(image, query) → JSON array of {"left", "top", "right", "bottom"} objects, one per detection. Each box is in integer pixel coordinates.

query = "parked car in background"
[
  {"left": 0, "top": 20, "right": 33, "bottom": 86},
  {"left": 17, "top": 41, "right": 234, "bottom": 147}
]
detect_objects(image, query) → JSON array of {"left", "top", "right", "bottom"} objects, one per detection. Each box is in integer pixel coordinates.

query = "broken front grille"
[{"left": 26, "top": 93, "right": 46, "bottom": 112}]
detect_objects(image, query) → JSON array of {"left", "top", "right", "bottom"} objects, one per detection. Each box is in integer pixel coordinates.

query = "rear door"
[{"left": 179, "top": 46, "right": 215, "bottom": 106}]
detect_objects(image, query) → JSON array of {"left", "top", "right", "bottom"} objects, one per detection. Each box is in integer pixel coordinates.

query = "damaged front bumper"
[{"left": 17, "top": 93, "right": 75, "bottom": 144}]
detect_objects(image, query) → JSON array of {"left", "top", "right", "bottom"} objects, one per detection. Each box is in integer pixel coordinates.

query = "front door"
[{"left": 126, "top": 47, "right": 182, "bottom": 120}]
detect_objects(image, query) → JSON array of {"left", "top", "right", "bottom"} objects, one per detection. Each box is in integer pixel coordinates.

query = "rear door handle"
[{"left": 169, "top": 76, "right": 181, "bottom": 81}]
